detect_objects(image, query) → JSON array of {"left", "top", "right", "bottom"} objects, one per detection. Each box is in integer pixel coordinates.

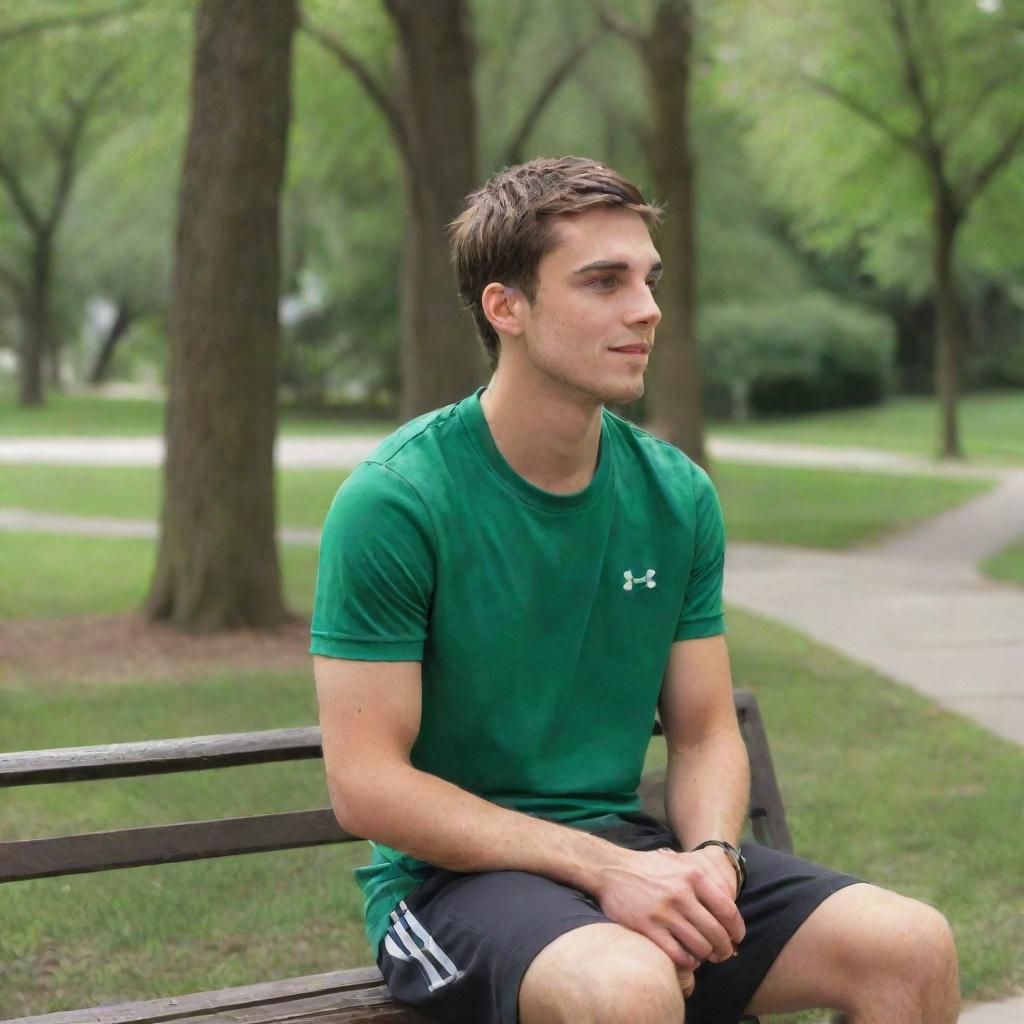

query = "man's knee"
[
  {"left": 519, "top": 922, "right": 684, "bottom": 1024},
  {"left": 897, "top": 901, "right": 959, "bottom": 998},
  {"left": 845, "top": 891, "right": 959, "bottom": 1018}
]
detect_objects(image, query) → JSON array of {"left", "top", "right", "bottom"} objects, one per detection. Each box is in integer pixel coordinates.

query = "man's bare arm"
[
  {"left": 315, "top": 654, "right": 628, "bottom": 884},
  {"left": 660, "top": 634, "right": 750, "bottom": 849},
  {"left": 657, "top": 635, "right": 751, "bottom": 901},
  {"left": 314, "top": 654, "right": 744, "bottom": 970}
]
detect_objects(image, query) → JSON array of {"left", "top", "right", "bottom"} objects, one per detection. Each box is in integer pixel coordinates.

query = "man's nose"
[{"left": 625, "top": 284, "right": 662, "bottom": 329}]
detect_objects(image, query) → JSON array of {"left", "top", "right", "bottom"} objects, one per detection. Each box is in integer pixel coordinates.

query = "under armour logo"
[{"left": 623, "top": 569, "right": 656, "bottom": 591}]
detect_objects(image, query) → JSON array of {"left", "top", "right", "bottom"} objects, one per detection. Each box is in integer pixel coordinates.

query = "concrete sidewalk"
[{"left": 0, "top": 433, "right": 1003, "bottom": 477}]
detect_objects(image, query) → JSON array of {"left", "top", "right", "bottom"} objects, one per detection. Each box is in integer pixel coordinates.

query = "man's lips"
[{"left": 609, "top": 344, "right": 651, "bottom": 355}]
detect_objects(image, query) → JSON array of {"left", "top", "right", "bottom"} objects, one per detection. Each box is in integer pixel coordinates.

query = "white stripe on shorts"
[
  {"left": 389, "top": 911, "right": 448, "bottom": 991},
  {"left": 398, "top": 900, "right": 460, "bottom": 978}
]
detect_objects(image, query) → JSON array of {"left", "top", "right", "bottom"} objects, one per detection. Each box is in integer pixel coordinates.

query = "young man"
[{"left": 311, "top": 157, "right": 959, "bottom": 1024}]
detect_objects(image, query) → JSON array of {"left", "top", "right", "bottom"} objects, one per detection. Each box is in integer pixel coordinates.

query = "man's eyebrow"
[{"left": 573, "top": 260, "right": 664, "bottom": 275}]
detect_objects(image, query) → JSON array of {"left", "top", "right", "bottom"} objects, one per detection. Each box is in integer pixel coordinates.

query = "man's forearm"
[
  {"left": 331, "top": 760, "right": 632, "bottom": 895},
  {"left": 664, "top": 724, "right": 750, "bottom": 850}
]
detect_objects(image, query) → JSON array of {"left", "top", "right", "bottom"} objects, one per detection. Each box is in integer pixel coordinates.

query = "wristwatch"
[{"left": 691, "top": 839, "right": 747, "bottom": 895}]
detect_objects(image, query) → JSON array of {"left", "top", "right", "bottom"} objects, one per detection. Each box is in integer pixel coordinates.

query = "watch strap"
[{"left": 691, "top": 839, "right": 747, "bottom": 894}]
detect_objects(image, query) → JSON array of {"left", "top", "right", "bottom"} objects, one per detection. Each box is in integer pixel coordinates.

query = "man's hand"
[
  {"left": 593, "top": 847, "right": 746, "bottom": 971},
  {"left": 689, "top": 844, "right": 741, "bottom": 901}
]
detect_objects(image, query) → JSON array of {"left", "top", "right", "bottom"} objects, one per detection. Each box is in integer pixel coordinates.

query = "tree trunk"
[
  {"left": 931, "top": 186, "right": 964, "bottom": 460},
  {"left": 145, "top": 0, "right": 296, "bottom": 632},
  {"left": 385, "top": 0, "right": 485, "bottom": 419},
  {"left": 642, "top": 0, "right": 707, "bottom": 468},
  {"left": 18, "top": 243, "right": 51, "bottom": 407},
  {"left": 88, "top": 301, "right": 135, "bottom": 384}
]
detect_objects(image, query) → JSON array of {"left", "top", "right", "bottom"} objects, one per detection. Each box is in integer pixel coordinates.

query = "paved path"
[{"left": 0, "top": 433, "right": 1002, "bottom": 477}]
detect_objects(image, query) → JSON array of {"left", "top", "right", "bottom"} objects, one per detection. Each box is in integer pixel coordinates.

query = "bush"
[{"left": 700, "top": 294, "right": 896, "bottom": 419}]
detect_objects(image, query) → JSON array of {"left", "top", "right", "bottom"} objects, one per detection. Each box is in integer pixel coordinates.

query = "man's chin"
[{"left": 600, "top": 377, "right": 645, "bottom": 406}]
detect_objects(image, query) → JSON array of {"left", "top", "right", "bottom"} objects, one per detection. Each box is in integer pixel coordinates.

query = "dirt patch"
[{"left": 0, "top": 613, "right": 311, "bottom": 686}]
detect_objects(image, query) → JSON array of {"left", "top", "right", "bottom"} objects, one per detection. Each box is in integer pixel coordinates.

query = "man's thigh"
[{"left": 377, "top": 868, "right": 610, "bottom": 1024}]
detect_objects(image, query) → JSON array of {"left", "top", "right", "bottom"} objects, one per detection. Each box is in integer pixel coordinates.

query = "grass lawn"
[
  {"left": 714, "top": 463, "right": 991, "bottom": 549},
  {"left": 1, "top": 607, "right": 1021, "bottom": 1016},
  {"left": 0, "top": 465, "right": 349, "bottom": 531},
  {"left": 0, "top": 462, "right": 994, "bottom": 551},
  {"left": 0, "top": 390, "right": 392, "bottom": 438},
  {"left": 0, "top": 535, "right": 320, "bottom": 620},
  {"left": 981, "top": 538, "right": 1024, "bottom": 588},
  {"left": 714, "top": 390, "right": 1024, "bottom": 466}
]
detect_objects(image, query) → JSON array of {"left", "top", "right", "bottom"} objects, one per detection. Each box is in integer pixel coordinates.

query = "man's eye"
[
  {"left": 647, "top": 280, "right": 660, "bottom": 293},
  {"left": 591, "top": 276, "right": 618, "bottom": 290}
]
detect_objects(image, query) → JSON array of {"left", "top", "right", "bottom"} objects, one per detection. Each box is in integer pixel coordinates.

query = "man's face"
[{"left": 517, "top": 206, "right": 662, "bottom": 406}]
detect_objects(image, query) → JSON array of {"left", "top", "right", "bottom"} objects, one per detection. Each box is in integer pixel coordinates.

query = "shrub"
[{"left": 699, "top": 294, "right": 896, "bottom": 419}]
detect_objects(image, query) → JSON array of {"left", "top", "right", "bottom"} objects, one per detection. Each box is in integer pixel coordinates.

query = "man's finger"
[
  {"left": 646, "top": 926, "right": 700, "bottom": 972},
  {"left": 668, "top": 898, "right": 735, "bottom": 963},
  {"left": 694, "top": 872, "right": 746, "bottom": 945}
]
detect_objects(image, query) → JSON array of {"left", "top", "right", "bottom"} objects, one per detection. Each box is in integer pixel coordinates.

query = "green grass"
[
  {"left": 0, "top": 390, "right": 393, "bottom": 438},
  {"left": 0, "top": 465, "right": 348, "bottom": 530},
  {"left": 0, "top": 534, "right": 320, "bottom": 620},
  {"left": 714, "top": 390, "right": 1024, "bottom": 466},
  {"left": 0, "top": 462, "right": 994, "bottom": 553},
  {"left": 1, "top": 607, "right": 1021, "bottom": 1015},
  {"left": 981, "top": 537, "right": 1024, "bottom": 587},
  {"left": 714, "top": 463, "right": 992, "bottom": 549}
]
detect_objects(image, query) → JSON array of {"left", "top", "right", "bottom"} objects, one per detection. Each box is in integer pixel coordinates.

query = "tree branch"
[
  {"left": 0, "top": 261, "right": 29, "bottom": 306},
  {"left": 800, "top": 73, "right": 921, "bottom": 154},
  {"left": 0, "top": 156, "right": 43, "bottom": 234},
  {"left": 947, "top": 64, "right": 1024, "bottom": 147},
  {"left": 298, "top": 8, "right": 411, "bottom": 167},
  {"left": 42, "top": 62, "right": 122, "bottom": 236},
  {"left": 0, "top": 0, "right": 148, "bottom": 45},
  {"left": 595, "top": 2, "right": 644, "bottom": 48},
  {"left": 885, "top": 0, "right": 938, "bottom": 148},
  {"left": 504, "top": 28, "right": 605, "bottom": 166},
  {"left": 960, "top": 119, "right": 1024, "bottom": 206}
]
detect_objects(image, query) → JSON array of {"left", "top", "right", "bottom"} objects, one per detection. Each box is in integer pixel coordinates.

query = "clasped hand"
[{"left": 595, "top": 846, "right": 745, "bottom": 981}]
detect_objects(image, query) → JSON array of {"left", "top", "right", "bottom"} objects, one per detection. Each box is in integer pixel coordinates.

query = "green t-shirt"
[{"left": 310, "top": 388, "right": 726, "bottom": 953}]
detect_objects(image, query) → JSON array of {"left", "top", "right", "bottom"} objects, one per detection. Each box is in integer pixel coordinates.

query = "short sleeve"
[
  {"left": 674, "top": 462, "right": 726, "bottom": 641},
  {"left": 310, "top": 461, "right": 435, "bottom": 661}
]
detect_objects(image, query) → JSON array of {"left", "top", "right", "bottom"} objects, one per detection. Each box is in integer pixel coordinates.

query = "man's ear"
[{"left": 480, "top": 283, "right": 524, "bottom": 338}]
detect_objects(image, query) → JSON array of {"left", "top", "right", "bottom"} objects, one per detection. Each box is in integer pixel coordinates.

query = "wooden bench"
[{"left": 1, "top": 689, "right": 792, "bottom": 1024}]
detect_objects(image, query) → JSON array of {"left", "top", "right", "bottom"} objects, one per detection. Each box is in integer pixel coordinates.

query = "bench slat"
[
  {"left": 0, "top": 728, "right": 323, "bottom": 788},
  {"left": 0, "top": 809, "right": 354, "bottom": 883},
  {"left": 0, "top": 969, "right": 433, "bottom": 1024}
]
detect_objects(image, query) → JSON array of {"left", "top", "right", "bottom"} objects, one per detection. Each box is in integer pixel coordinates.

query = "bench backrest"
[{"left": 0, "top": 688, "right": 792, "bottom": 884}]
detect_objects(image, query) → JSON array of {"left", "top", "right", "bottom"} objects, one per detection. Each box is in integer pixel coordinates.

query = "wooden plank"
[
  {"left": 169, "top": 988, "right": 435, "bottom": 1024},
  {"left": 0, "top": 969, "right": 436, "bottom": 1024},
  {"left": 0, "top": 728, "right": 323, "bottom": 788},
  {"left": 2, "top": 971, "right": 378, "bottom": 1024},
  {"left": 0, "top": 809, "right": 356, "bottom": 883}
]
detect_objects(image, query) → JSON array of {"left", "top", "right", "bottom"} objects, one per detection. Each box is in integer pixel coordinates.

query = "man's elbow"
[{"left": 323, "top": 759, "right": 409, "bottom": 839}]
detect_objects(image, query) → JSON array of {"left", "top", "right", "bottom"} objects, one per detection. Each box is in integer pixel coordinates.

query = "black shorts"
[{"left": 376, "top": 812, "right": 861, "bottom": 1024}]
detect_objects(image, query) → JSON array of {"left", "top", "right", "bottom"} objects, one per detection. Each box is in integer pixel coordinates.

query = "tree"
[
  {"left": 145, "top": 0, "right": 297, "bottom": 631},
  {"left": 603, "top": 0, "right": 707, "bottom": 466},
  {"left": 723, "top": 0, "right": 1024, "bottom": 458},
  {"left": 0, "top": 49, "right": 119, "bottom": 404},
  {"left": 0, "top": 0, "right": 185, "bottom": 403},
  {"left": 302, "top": 0, "right": 603, "bottom": 418}
]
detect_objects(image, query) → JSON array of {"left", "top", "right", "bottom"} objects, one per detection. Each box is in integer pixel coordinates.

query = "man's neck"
[{"left": 479, "top": 369, "right": 604, "bottom": 495}]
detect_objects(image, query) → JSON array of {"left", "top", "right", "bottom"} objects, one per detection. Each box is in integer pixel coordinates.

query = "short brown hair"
[{"left": 448, "top": 156, "right": 662, "bottom": 368}]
